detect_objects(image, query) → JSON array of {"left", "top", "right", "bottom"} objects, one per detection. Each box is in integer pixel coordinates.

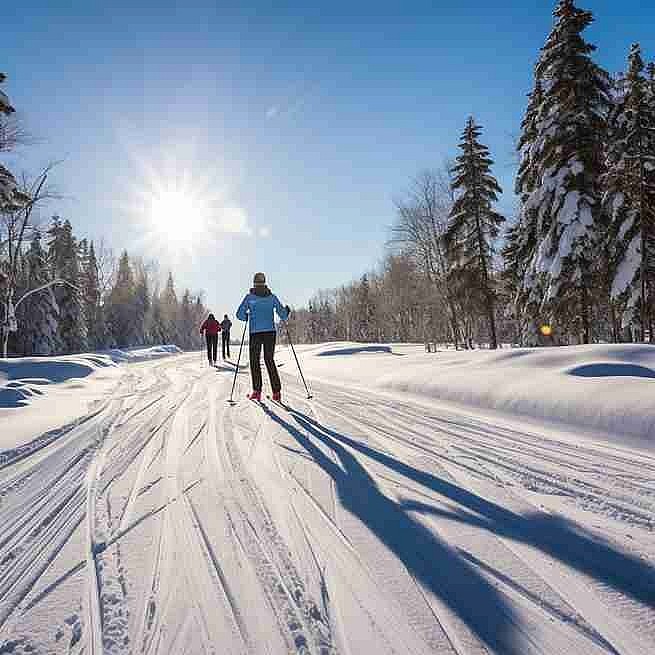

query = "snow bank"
[
  {"left": 100, "top": 344, "right": 183, "bottom": 363},
  {"left": 0, "top": 354, "right": 118, "bottom": 409},
  {"left": 285, "top": 342, "right": 655, "bottom": 445},
  {"left": 0, "top": 346, "right": 182, "bottom": 409},
  {"left": 0, "top": 345, "right": 182, "bottom": 451}
]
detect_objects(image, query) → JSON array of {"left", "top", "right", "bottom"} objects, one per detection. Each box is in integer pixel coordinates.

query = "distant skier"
[
  {"left": 200, "top": 313, "right": 221, "bottom": 365},
  {"left": 220, "top": 314, "right": 232, "bottom": 359},
  {"left": 236, "top": 272, "right": 290, "bottom": 402}
]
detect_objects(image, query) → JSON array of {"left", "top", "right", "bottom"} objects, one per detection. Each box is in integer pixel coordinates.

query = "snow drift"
[
  {"left": 285, "top": 342, "right": 655, "bottom": 444},
  {"left": 0, "top": 345, "right": 182, "bottom": 451},
  {"left": 0, "top": 346, "right": 182, "bottom": 409}
]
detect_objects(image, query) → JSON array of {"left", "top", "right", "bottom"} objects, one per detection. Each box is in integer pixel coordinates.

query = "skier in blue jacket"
[{"left": 236, "top": 272, "right": 290, "bottom": 401}]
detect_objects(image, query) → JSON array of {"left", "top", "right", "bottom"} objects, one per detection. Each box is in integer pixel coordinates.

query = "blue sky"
[{"left": 3, "top": 1, "right": 653, "bottom": 315}]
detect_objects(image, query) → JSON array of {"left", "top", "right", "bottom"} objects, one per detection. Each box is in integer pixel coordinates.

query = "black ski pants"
[
  {"left": 205, "top": 333, "right": 218, "bottom": 363},
  {"left": 249, "top": 330, "right": 281, "bottom": 393},
  {"left": 222, "top": 331, "right": 231, "bottom": 359}
]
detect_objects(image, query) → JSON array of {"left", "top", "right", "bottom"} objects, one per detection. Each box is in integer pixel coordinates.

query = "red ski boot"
[{"left": 248, "top": 390, "right": 262, "bottom": 401}]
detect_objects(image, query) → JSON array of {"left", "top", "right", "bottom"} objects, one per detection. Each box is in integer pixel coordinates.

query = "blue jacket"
[{"left": 237, "top": 288, "right": 289, "bottom": 333}]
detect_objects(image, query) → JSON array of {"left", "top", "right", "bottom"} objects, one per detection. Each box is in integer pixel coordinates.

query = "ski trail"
[
  {"left": 286, "top": 381, "right": 654, "bottom": 655},
  {"left": 4, "top": 351, "right": 654, "bottom": 654},
  {"left": 83, "top": 453, "right": 104, "bottom": 655},
  {"left": 146, "top": 377, "right": 249, "bottom": 654},
  {"left": 217, "top": 392, "right": 336, "bottom": 655}
]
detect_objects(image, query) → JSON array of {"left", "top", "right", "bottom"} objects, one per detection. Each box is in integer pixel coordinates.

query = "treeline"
[
  {"left": 4, "top": 216, "right": 208, "bottom": 355},
  {"left": 291, "top": 1, "right": 655, "bottom": 348},
  {"left": 2, "top": 74, "right": 209, "bottom": 357}
]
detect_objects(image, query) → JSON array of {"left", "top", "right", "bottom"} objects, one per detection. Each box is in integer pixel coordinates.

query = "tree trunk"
[
  {"left": 609, "top": 301, "right": 619, "bottom": 343},
  {"left": 447, "top": 298, "right": 461, "bottom": 350},
  {"left": 581, "top": 284, "right": 591, "bottom": 344}
]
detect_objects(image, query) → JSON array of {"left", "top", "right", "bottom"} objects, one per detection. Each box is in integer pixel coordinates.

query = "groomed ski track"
[{"left": 1, "top": 351, "right": 654, "bottom": 654}]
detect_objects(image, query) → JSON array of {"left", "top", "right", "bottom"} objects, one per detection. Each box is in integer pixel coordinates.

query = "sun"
[
  {"left": 151, "top": 190, "right": 191, "bottom": 230},
  {"left": 148, "top": 188, "right": 207, "bottom": 243},
  {"left": 119, "top": 140, "right": 253, "bottom": 259}
]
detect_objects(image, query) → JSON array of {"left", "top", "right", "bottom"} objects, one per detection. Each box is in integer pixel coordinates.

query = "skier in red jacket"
[{"left": 200, "top": 313, "right": 221, "bottom": 365}]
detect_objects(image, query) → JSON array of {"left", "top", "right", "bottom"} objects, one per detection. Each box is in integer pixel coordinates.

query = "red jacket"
[{"left": 200, "top": 318, "right": 221, "bottom": 336}]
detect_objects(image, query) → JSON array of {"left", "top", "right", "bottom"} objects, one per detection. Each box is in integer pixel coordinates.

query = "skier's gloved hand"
[{"left": 285, "top": 305, "right": 291, "bottom": 317}]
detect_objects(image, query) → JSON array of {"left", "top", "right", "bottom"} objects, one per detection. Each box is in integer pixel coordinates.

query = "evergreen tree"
[
  {"left": 602, "top": 44, "right": 655, "bottom": 340},
  {"left": 518, "top": 0, "right": 611, "bottom": 343},
  {"left": 178, "top": 289, "right": 195, "bottom": 349},
  {"left": 107, "top": 251, "right": 136, "bottom": 346},
  {"left": 80, "top": 240, "right": 102, "bottom": 349},
  {"left": 48, "top": 217, "right": 87, "bottom": 353},
  {"left": 133, "top": 262, "right": 151, "bottom": 345},
  {"left": 161, "top": 271, "right": 179, "bottom": 344},
  {"left": 501, "top": 221, "right": 530, "bottom": 342},
  {"left": 512, "top": 81, "right": 548, "bottom": 342},
  {"left": 148, "top": 292, "right": 168, "bottom": 345},
  {"left": 445, "top": 117, "right": 505, "bottom": 349},
  {"left": 355, "top": 275, "right": 375, "bottom": 342},
  {"left": 23, "top": 232, "right": 60, "bottom": 354},
  {"left": 0, "top": 73, "right": 28, "bottom": 212}
]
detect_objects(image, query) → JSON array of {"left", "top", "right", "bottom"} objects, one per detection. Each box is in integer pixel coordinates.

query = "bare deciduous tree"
[{"left": 390, "top": 166, "right": 464, "bottom": 347}]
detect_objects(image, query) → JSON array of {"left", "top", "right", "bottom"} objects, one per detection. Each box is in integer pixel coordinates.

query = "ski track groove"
[
  {"left": 288, "top": 381, "right": 655, "bottom": 655},
  {"left": 298, "top": 383, "right": 655, "bottom": 533},
  {"left": 222, "top": 397, "right": 336, "bottom": 655},
  {"left": 3, "top": 353, "right": 655, "bottom": 654}
]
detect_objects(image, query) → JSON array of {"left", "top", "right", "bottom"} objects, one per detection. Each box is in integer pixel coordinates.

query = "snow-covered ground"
[
  {"left": 281, "top": 342, "right": 655, "bottom": 448},
  {"left": 1, "top": 343, "right": 654, "bottom": 654},
  {"left": 0, "top": 346, "right": 182, "bottom": 451}
]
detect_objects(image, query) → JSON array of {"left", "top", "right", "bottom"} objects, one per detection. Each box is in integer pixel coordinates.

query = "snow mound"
[
  {"left": 0, "top": 354, "right": 117, "bottom": 408},
  {"left": 287, "top": 342, "right": 655, "bottom": 445},
  {"left": 0, "top": 346, "right": 183, "bottom": 409},
  {"left": 101, "top": 344, "right": 183, "bottom": 363},
  {"left": 0, "top": 345, "right": 183, "bottom": 452}
]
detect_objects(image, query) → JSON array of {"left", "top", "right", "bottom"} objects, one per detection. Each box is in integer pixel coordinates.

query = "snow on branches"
[{"left": 513, "top": 0, "right": 611, "bottom": 343}]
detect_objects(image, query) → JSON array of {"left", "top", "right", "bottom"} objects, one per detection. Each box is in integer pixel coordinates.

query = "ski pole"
[
  {"left": 228, "top": 318, "right": 248, "bottom": 405},
  {"left": 286, "top": 322, "right": 312, "bottom": 399}
]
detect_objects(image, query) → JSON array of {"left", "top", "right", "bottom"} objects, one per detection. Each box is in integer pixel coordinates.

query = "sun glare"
[
  {"left": 121, "top": 141, "right": 255, "bottom": 258},
  {"left": 151, "top": 191, "right": 194, "bottom": 231}
]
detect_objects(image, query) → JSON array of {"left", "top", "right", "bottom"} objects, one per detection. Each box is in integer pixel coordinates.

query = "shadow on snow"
[
  {"left": 261, "top": 403, "right": 524, "bottom": 654},
  {"left": 260, "top": 403, "right": 655, "bottom": 654}
]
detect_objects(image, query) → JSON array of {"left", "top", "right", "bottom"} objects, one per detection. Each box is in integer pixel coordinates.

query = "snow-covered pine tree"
[
  {"left": 602, "top": 44, "right": 655, "bottom": 340},
  {"left": 147, "top": 292, "right": 167, "bottom": 346},
  {"left": 0, "top": 73, "right": 28, "bottom": 212},
  {"left": 23, "top": 232, "right": 61, "bottom": 354},
  {"left": 178, "top": 289, "right": 195, "bottom": 349},
  {"left": 47, "top": 217, "right": 87, "bottom": 353},
  {"left": 510, "top": 81, "right": 547, "bottom": 343},
  {"left": 132, "top": 261, "right": 151, "bottom": 346},
  {"left": 106, "top": 250, "right": 137, "bottom": 346},
  {"left": 501, "top": 221, "right": 528, "bottom": 342},
  {"left": 445, "top": 117, "right": 504, "bottom": 349},
  {"left": 79, "top": 239, "right": 103, "bottom": 349},
  {"left": 191, "top": 295, "right": 206, "bottom": 349},
  {"left": 161, "top": 272, "right": 179, "bottom": 344},
  {"left": 518, "top": 0, "right": 611, "bottom": 343}
]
